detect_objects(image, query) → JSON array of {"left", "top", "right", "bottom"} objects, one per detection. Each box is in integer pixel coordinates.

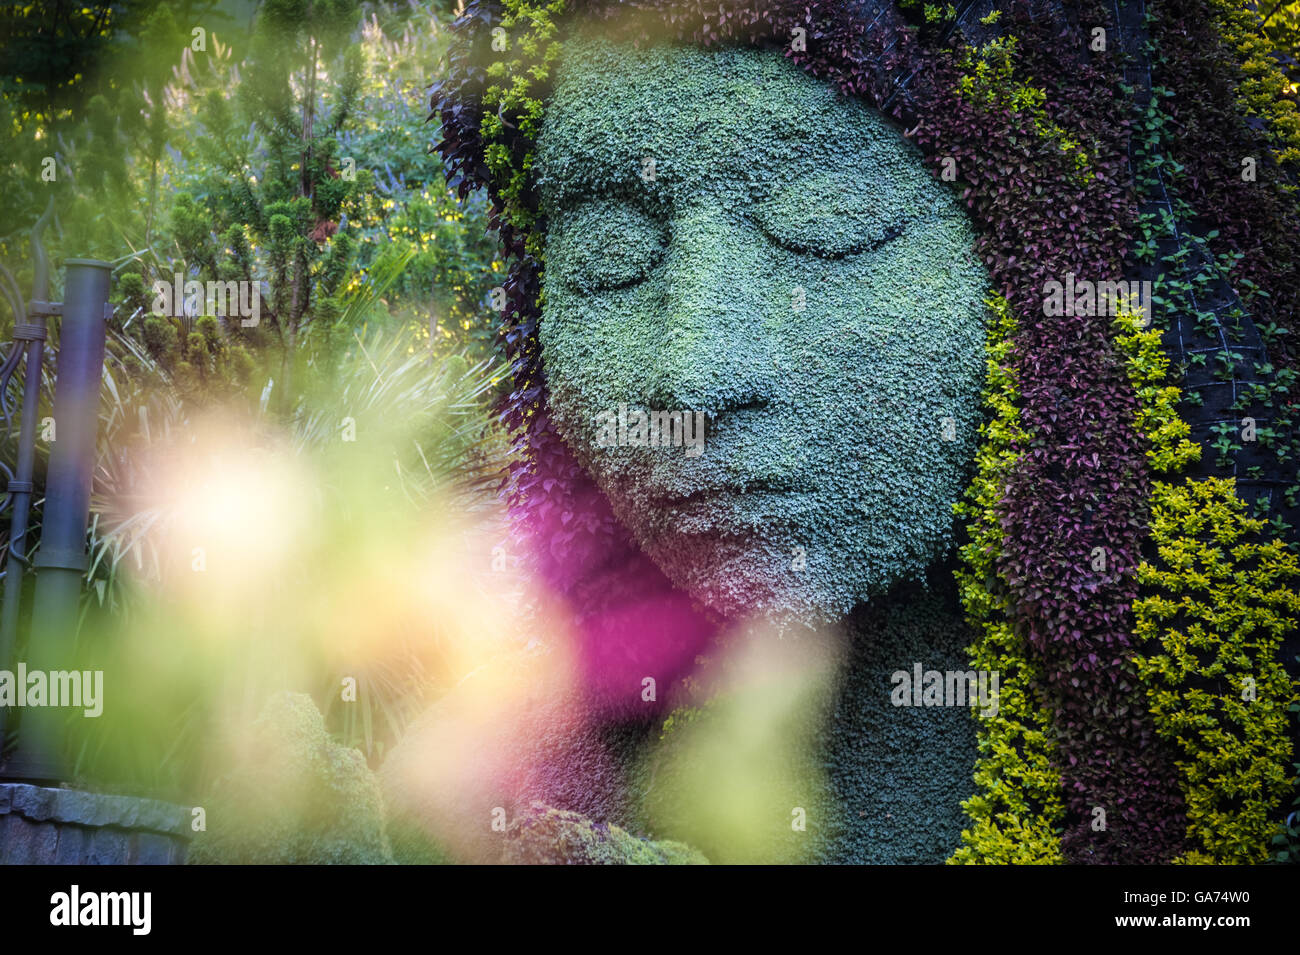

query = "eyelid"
[
  {"left": 755, "top": 217, "right": 908, "bottom": 259},
  {"left": 743, "top": 170, "right": 915, "bottom": 257},
  {"left": 548, "top": 198, "right": 668, "bottom": 293}
]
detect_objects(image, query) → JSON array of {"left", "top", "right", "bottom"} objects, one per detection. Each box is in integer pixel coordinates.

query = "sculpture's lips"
[
  {"left": 645, "top": 479, "right": 799, "bottom": 511},
  {"left": 656, "top": 491, "right": 742, "bottom": 514},
  {"left": 638, "top": 485, "right": 806, "bottom": 541}
]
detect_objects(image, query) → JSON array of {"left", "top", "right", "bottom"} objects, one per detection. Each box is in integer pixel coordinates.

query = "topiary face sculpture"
[
  {"left": 536, "top": 29, "right": 988, "bottom": 622},
  {"left": 429, "top": 0, "right": 1300, "bottom": 865}
]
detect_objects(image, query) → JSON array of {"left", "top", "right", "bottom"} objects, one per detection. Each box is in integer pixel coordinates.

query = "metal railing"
[{"left": 0, "top": 205, "right": 111, "bottom": 782}]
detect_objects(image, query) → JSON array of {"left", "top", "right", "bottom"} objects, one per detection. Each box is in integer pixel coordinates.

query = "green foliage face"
[{"left": 536, "top": 34, "right": 989, "bottom": 621}]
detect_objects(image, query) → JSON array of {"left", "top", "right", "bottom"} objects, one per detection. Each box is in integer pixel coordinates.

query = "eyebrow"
[{"left": 537, "top": 146, "right": 683, "bottom": 215}]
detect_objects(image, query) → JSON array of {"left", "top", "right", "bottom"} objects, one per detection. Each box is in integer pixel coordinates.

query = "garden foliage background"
[{"left": 0, "top": 0, "right": 517, "bottom": 799}]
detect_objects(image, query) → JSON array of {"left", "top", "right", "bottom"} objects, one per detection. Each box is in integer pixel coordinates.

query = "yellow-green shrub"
[
  {"left": 1116, "top": 310, "right": 1300, "bottom": 864},
  {"left": 1209, "top": 0, "right": 1300, "bottom": 168},
  {"left": 949, "top": 295, "right": 1064, "bottom": 865}
]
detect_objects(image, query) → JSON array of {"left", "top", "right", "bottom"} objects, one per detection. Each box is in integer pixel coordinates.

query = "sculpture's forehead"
[{"left": 536, "top": 35, "right": 918, "bottom": 210}]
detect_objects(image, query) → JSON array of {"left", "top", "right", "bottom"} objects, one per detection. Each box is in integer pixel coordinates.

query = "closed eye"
[
  {"left": 751, "top": 206, "right": 909, "bottom": 259},
  {"left": 750, "top": 173, "right": 911, "bottom": 259},
  {"left": 547, "top": 198, "right": 667, "bottom": 293}
]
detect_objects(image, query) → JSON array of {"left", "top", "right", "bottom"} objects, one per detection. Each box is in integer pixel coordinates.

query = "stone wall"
[{"left": 0, "top": 783, "right": 190, "bottom": 864}]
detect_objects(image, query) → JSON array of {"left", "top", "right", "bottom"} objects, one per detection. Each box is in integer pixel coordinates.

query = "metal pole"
[
  {"left": 3, "top": 259, "right": 110, "bottom": 782},
  {"left": 0, "top": 203, "right": 55, "bottom": 770},
  {"left": 0, "top": 315, "right": 50, "bottom": 752}
]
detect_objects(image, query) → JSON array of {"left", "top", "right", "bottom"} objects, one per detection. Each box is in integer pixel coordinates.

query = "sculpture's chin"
[
  {"left": 577, "top": 469, "right": 919, "bottom": 627},
  {"left": 566, "top": 433, "right": 960, "bottom": 628},
  {"left": 636, "top": 529, "right": 866, "bottom": 628}
]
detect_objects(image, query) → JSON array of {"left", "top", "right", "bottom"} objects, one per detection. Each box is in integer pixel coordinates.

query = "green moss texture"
[
  {"left": 816, "top": 582, "right": 980, "bottom": 862},
  {"left": 187, "top": 692, "right": 393, "bottom": 865},
  {"left": 640, "top": 580, "right": 977, "bottom": 863},
  {"left": 503, "top": 802, "right": 708, "bottom": 864}
]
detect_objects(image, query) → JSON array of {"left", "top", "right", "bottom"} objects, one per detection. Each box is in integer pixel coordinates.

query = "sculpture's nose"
[{"left": 645, "top": 207, "right": 776, "bottom": 415}]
